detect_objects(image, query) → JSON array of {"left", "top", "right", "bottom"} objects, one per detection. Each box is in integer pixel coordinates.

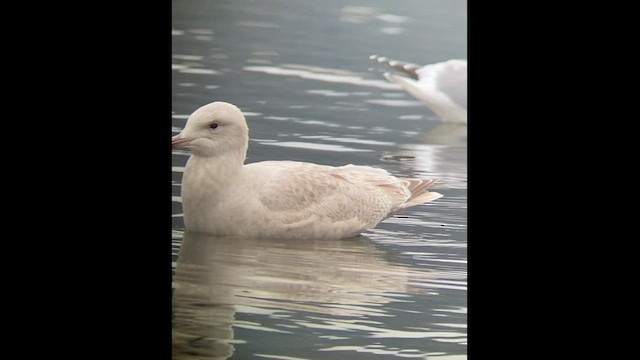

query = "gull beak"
[{"left": 172, "top": 134, "right": 193, "bottom": 149}]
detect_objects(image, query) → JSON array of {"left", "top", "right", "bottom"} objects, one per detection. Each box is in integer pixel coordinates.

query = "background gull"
[{"left": 371, "top": 55, "right": 467, "bottom": 124}]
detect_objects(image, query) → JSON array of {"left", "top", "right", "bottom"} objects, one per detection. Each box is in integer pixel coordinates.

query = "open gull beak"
[{"left": 172, "top": 134, "right": 193, "bottom": 149}]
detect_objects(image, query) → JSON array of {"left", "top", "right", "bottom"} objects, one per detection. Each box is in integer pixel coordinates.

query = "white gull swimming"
[
  {"left": 172, "top": 102, "right": 443, "bottom": 240},
  {"left": 371, "top": 55, "right": 467, "bottom": 124}
]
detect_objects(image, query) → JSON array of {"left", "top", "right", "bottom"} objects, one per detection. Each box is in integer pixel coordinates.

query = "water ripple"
[
  {"left": 257, "top": 141, "right": 372, "bottom": 153},
  {"left": 244, "top": 65, "right": 401, "bottom": 90}
]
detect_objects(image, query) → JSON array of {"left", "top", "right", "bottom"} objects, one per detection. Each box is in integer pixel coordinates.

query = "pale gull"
[
  {"left": 371, "top": 55, "right": 467, "bottom": 124},
  {"left": 172, "top": 102, "right": 443, "bottom": 240}
]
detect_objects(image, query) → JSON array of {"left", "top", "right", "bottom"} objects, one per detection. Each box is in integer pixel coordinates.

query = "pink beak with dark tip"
[{"left": 172, "top": 134, "right": 193, "bottom": 149}]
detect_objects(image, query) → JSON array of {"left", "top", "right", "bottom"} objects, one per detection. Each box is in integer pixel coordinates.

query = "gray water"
[{"left": 172, "top": 0, "right": 467, "bottom": 359}]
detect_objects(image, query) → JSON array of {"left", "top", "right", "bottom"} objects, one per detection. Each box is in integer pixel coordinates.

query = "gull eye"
[{"left": 209, "top": 122, "right": 219, "bottom": 129}]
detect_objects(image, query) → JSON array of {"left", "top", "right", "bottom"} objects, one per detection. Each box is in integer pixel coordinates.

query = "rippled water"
[{"left": 172, "top": 0, "right": 467, "bottom": 359}]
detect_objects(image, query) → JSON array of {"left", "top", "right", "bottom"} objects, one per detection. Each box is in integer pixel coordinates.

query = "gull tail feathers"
[
  {"left": 370, "top": 54, "right": 421, "bottom": 80},
  {"left": 403, "top": 178, "right": 443, "bottom": 208}
]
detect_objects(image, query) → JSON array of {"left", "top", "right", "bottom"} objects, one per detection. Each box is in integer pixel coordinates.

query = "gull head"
[{"left": 172, "top": 101, "right": 249, "bottom": 158}]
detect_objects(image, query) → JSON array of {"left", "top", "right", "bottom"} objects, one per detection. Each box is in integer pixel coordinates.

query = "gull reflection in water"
[
  {"left": 381, "top": 123, "right": 467, "bottom": 191},
  {"left": 172, "top": 231, "right": 437, "bottom": 359}
]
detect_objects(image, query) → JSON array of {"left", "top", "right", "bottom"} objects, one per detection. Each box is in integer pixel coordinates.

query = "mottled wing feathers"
[
  {"left": 257, "top": 163, "right": 390, "bottom": 226},
  {"left": 256, "top": 162, "right": 440, "bottom": 228}
]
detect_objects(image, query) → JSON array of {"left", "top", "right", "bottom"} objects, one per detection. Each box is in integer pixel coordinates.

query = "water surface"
[{"left": 172, "top": 1, "right": 467, "bottom": 358}]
